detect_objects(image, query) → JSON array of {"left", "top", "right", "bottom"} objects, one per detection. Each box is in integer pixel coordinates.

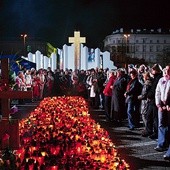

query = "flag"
[{"left": 46, "top": 43, "right": 57, "bottom": 58}]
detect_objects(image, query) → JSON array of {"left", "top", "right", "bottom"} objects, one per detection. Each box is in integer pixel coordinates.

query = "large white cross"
[{"left": 69, "top": 31, "right": 86, "bottom": 70}]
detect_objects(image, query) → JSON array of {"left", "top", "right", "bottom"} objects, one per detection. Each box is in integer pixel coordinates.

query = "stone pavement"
[
  {"left": 90, "top": 109, "right": 170, "bottom": 170},
  {"left": 11, "top": 101, "right": 170, "bottom": 170}
]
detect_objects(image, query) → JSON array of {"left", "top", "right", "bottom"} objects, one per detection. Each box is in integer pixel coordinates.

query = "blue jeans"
[
  {"left": 127, "top": 101, "right": 140, "bottom": 129},
  {"left": 127, "top": 102, "right": 135, "bottom": 129},
  {"left": 165, "top": 145, "right": 170, "bottom": 156},
  {"left": 157, "top": 109, "right": 168, "bottom": 148}
]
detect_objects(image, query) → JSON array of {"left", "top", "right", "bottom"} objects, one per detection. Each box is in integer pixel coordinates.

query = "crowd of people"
[
  {"left": 102, "top": 64, "right": 170, "bottom": 161},
  {"left": 11, "top": 63, "right": 170, "bottom": 161}
]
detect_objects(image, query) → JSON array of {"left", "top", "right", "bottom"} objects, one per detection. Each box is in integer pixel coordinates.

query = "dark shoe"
[
  {"left": 149, "top": 134, "right": 158, "bottom": 140},
  {"left": 154, "top": 146, "right": 167, "bottom": 152},
  {"left": 163, "top": 155, "right": 170, "bottom": 161}
]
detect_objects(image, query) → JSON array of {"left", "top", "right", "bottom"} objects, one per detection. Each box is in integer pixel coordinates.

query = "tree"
[{"left": 156, "top": 47, "right": 170, "bottom": 67}]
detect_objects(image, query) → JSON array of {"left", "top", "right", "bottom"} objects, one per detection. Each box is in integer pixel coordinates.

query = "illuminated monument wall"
[
  {"left": 24, "top": 31, "right": 116, "bottom": 71},
  {"left": 24, "top": 45, "right": 116, "bottom": 71},
  {"left": 25, "top": 45, "right": 116, "bottom": 71}
]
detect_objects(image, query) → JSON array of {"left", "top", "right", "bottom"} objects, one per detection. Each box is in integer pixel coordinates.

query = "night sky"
[{"left": 0, "top": 0, "right": 169, "bottom": 49}]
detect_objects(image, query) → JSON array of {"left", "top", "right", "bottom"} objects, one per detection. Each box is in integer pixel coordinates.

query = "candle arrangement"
[{"left": 1, "top": 96, "right": 130, "bottom": 169}]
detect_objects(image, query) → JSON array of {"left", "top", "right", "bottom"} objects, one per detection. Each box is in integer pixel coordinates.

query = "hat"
[{"left": 151, "top": 64, "right": 162, "bottom": 73}]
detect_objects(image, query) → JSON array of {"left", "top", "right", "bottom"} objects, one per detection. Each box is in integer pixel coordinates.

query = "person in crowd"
[
  {"left": 47, "top": 67, "right": 54, "bottom": 77},
  {"left": 86, "top": 68, "right": 97, "bottom": 108},
  {"left": 111, "top": 69, "right": 127, "bottom": 125},
  {"left": 46, "top": 71, "right": 54, "bottom": 97},
  {"left": 64, "top": 70, "right": 72, "bottom": 95},
  {"left": 142, "top": 64, "right": 162, "bottom": 139},
  {"left": 32, "top": 72, "right": 41, "bottom": 101},
  {"left": 154, "top": 65, "right": 170, "bottom": 152},
  {"left": 71, "top": 70, "right": 79, "bottom": 87},
  {"left": 138, "top": 64, "right": 146, "bottom": 85},
  {"left": 37, "top": 69, "right": 45, "bottom": 100},
  {"left": 84, "top": 69, "right": 91, "bottom": 100},
  {"left": 25, "top": 70, "right": 32, "bottom": 92},
  {"left": 124, "top": 69, "right": 142, "bottom": 130},
  {"left": 41, "top": 69, "right": 48, "bottom": 98},
  {"left": 138, "top": 72, "right": 152, "bottom": 128},
  {"left": 163, "top": 86, "right": 170, "bottom": 160},
  {"left": 24, "top": 69, "right": 33, "bottom": 102},
  {"left": 78, "top": 69, "right": 86, "bottom": 84},
  {"left": 103, "top": 70, "right": 116, "bottom": 121},
  {"left": 70, "top": 70, "right": 79, "bottom": 96},
  {"left": 15, "top": 71, "right": 26, "bottom": 91},
  {"left": 53, "top": 69, "right": 62, "bottom": 96},
  {"left": 95, "top": 68, "right": 106, "bottom": 109},
  {"left": 59, "top": 70, "right": 71, "bottom": 95},
  {"left": 15, "top": 71, "right": 27, "bottom": 104}
]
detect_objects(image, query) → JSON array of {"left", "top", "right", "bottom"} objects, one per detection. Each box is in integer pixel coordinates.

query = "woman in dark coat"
[{"left": 111, "top": 69, "right": 127, "bottom": 124}]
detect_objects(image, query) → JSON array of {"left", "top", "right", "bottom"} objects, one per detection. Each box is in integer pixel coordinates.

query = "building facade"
[{"left": 103, "top": 28, "right": 170, "bottom": 67}]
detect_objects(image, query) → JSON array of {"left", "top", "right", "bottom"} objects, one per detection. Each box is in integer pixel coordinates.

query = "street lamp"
[
  {"left": 21, "top": 34, "right": 27, "bottom": 56},
  {"left": 123, "top": 34, "right": 130, "bottom": 70},
  {"left": 124, "top": 34, "right": 130, "bottom": 53}
]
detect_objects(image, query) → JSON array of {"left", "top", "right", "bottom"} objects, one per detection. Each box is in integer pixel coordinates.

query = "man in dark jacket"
[
  {"left": 142, "top": 64, "right": 162, "bottom": 139},
  {"left": 124, "top": 69, "right": 142, "bottom": 130}
]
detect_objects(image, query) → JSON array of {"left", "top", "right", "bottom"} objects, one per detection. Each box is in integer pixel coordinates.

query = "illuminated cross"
[{"left": 69, "top": 31, "right": 86, "bottom": 70}]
